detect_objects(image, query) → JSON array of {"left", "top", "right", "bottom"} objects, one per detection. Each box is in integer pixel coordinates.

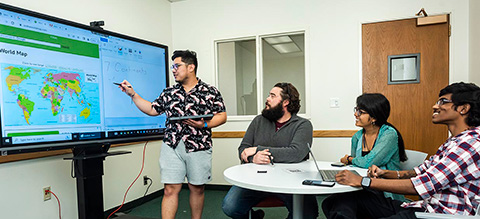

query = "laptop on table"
[{"left": 307, "top": 144, "right": 359, "bottom": 182}]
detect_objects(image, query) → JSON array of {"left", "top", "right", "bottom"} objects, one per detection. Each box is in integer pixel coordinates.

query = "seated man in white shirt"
[{"left": 322, "top": 82, "right": 480, "bottom": 218}]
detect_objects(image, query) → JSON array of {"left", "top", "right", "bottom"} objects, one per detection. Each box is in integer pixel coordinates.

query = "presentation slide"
[{"left": 0, "top": 5, "right": 168, "bottom": 148}]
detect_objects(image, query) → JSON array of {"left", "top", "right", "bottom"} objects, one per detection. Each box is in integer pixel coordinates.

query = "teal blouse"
[{"left": 351, "top": 124, "right": 405, "bottom": 201}]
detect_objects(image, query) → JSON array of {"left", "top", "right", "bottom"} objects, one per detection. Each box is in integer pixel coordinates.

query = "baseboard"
[
  {"left": 104, "top": 190, "right": 163, "bottom": 217},
  {"left": 205, "top": 184, "right": 232, "bottom": 191},
  {"left": 104, "top": 184, "right": 232, "bottom": 217},
  {"left": 180, "top": 183, "right": 232, "bottom": 191}
]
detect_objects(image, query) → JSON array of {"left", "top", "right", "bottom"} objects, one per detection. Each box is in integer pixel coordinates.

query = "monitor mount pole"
[{"left": 64, "top": 143, "right": 130, "bottom": 219}]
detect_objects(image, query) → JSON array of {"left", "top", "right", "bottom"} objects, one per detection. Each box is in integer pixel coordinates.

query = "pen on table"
[
  {"left": 113, "top": 82, "right": 132, "bottom": 88},
  {"left": 269, "top": 155, "right": 274, "bottom": 165}
]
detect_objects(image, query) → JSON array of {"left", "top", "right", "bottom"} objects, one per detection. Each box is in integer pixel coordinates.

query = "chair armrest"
[
  {"left": 476, "top": 198, "right": 480, "bottom": 216},
  {"left": 415, "top": 212, "right": 478, "bottom": 218}
]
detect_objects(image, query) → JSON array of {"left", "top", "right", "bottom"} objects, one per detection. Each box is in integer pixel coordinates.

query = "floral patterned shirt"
[{"left": 152, "top": 79, "right": 225, "bottom": 152}]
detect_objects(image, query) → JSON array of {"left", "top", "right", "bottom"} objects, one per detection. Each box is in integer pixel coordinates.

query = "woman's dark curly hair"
[
  {"left": 439, "top": 82, "right": 480, "bottom": 127},
  {"left": 274, "top": 82, "right": 301, "bottom": 114}
]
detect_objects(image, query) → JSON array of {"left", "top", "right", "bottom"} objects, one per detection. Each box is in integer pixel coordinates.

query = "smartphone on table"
[
  {"left": 331, "top": 162, "right": 346, "bottom": 167},
  {"left": 302, "top": 179, "right": 335, "bottom": 187}
]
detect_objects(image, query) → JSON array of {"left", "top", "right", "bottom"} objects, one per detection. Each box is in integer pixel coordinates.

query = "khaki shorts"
[{"left": 159, "top": 140, "right": 212, "bottom": 185}]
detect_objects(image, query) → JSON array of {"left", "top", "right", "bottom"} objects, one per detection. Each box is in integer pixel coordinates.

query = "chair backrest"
[
  {"left": 477, "top": 201, "right": 480, "bottom": 216},
  {"left": 400, "top": 149, "right": 428, "bottom": 170},
  {"left": 254, "top": 196, "right": 284, "bottom": 208},
  {"left": 250, "top": 196, "right": 285, "bottom": 219}
]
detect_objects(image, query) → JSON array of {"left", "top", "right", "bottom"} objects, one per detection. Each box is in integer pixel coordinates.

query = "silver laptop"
[{"left": 307, "top": 143, "right": 358, "bottom": 182}]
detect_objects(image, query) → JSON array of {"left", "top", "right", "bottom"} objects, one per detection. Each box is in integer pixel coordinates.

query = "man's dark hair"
[
  {"left": 172, "top": 50, "right": 198, "bottom": 74},
  {"left": 356, "top": 93, "right": 407, "bottom": 162},
  {"left": 274, "top": 82, "right": 300, "bottom": 114},
  {"left": 439, "top": 82, "right": 480, "bottom": 127}
]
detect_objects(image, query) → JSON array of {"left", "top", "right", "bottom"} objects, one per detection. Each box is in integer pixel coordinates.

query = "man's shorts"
[{"left": 159, "top": 140, "right": 212, "bottom": 185}]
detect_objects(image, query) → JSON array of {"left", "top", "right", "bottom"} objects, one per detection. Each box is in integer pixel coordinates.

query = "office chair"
[
  {"left": 249, "top": 196, "right": 285, "bottom": 219},
  {"left": 415, "top": 203, "right": 480, "bottom": 218},
  {"left": 400, "top": 149, "right": 428, "bottom": 202},
  {"left": 400, "top": 149, "right": 428, "bottom": 170}
]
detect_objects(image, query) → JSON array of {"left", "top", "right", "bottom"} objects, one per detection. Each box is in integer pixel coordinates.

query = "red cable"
[
  {"left": 47, "top": 190, "right": 62, "bottom": 219},
  {"left": 107, "top": 141, "right": 148, "bottom": 219}
]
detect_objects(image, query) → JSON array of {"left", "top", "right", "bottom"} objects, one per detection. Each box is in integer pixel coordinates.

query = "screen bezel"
[{"left": 0, "top": 3, "right": 169, "bottom": 155}]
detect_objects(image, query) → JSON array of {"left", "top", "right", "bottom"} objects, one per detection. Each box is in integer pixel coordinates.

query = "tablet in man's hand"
[{"left": 167, "top": 114, "right": 214, "bottom": 122}]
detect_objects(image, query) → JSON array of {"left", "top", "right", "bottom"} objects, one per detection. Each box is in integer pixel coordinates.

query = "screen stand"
[{"left": 64, "top": 143, "right": 131, "bottom": 219}]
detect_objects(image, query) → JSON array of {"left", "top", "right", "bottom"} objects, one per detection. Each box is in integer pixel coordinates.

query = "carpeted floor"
[{"left": 120, "top": 188, "right": 328, "bottom": 219}]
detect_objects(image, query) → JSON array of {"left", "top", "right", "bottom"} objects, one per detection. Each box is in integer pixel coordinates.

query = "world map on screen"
[{"left": 2, "top": 64, "right": 101, "bottom": 126}]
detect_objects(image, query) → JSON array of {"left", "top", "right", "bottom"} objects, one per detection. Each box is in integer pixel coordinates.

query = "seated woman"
[{"left": 340, "top": 93, "right": 407, "bottom": 200}]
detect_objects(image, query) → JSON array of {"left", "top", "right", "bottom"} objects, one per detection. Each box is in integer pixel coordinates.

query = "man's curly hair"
[{"left": 274, "top": 82, "right": 301, "bottom": 114}]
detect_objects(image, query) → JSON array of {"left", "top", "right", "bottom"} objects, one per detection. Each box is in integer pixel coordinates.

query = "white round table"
[{"left": 223, "top": 161, "right": 367, "bottom": 219}]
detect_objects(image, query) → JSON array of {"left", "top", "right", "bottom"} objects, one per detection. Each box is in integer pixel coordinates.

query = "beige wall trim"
[
  {"left": 212, "top": 130, "right": 357, "bottom": 138},
  {"left": 212, "top": 131, "right": 246, "bottom": 138},
  {"left": 0, "top": 149, "right": 71, "bottom": 164},
  {"left": 312, "top": 130, "right": 358, "bottom": 137},
  {"left": 0, "top": 130, "right": 356, "bottom": 163},
  {"left": 0, "top": 142, "right": 138, "bottom": 164}
]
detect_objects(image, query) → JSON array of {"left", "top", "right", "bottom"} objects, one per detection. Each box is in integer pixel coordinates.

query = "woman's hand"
[{"left": 340, "top": 154, "right": 350, "bottom": 164}]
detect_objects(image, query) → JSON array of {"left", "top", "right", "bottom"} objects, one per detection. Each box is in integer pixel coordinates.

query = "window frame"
[{"left": 214, "top": 30, "right": 310, "bottom": 121}]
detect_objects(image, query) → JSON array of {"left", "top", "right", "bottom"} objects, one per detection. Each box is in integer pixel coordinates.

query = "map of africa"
[{"left": 1, "top": 64, "right": 100, "bottom": 126}]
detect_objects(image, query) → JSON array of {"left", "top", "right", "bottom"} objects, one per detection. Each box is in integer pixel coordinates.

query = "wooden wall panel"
[
  {"left": 362, "top": 17, "right": 449, "bottom": 155},
  {"left": 0, "top": 130, "right": 357, "bottom": 163}
]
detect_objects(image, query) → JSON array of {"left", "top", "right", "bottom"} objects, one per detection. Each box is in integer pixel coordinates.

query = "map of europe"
[{"left": 2, "top": 64, "right": 100, "bottom": 126}]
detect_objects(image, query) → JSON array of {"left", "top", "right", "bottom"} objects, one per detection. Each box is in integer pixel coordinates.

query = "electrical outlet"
[
  {"left": 143, "top": 176, "right": 149, "bottom": 185},
  {"left": 43, "top": 186, "right": 51, "bottom": 201}
]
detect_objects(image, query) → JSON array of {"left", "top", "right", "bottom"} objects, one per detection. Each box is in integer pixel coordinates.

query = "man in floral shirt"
[
  {"left": 118, "top": 50, "right": 226, "bottom": 219},
  {"left": 322, "top": 82, "right": 480, "bottom": 219}
]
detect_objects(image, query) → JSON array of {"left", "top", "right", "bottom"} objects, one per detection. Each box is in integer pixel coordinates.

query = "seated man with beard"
[{"left": 222, "top": 83, "right": 318, "bottom": 219}]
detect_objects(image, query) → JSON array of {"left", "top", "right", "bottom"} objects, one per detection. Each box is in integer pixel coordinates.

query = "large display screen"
[{"left": 0, "top": 3, "right": 168, "bottom": 154}]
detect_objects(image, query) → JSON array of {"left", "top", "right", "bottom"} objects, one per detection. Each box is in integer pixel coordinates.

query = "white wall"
[
  {"left": 263, "top": 56, "right": 306, "bottom": 114},
  {"left": 470, "top": 0, "right": 480, "bottom": 84},
  {"left": 0, "top": 0, "right": 172, "bottom": 218},
  {"left": 170, "top": 0, "right": 474, "bottom": 185}
]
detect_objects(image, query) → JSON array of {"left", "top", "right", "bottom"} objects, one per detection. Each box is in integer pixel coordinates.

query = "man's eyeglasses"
[
  {"left": 171, "top": 63, "right": 186, "bottom": 70},
  {"left": 436, "top": 98, "right": 453, "bottom": 106},
  {"left": 354, "top": 107, "right": 368, "bottom": 116}
]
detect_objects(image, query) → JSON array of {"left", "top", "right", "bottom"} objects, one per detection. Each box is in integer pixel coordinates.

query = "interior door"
[{"left": 362, "top": 16, "right": 449, "bottom": 156}]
